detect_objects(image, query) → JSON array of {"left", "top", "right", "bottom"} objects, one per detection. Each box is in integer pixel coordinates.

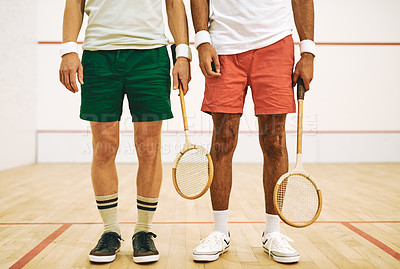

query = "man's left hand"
[
  {"left": 292, "top": 53, "right": 314, "bottom": 91},
  {"left": 173, "top": 57, "right": 191, "bottom": 95}
]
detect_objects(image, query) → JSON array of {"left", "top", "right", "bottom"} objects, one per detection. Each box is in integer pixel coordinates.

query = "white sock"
[
  {"left": 264, "top": 213, "right": 280, "bottom": 234},
  {"left": 213, "top": 210, "right": 229, "bottom": 237},
  {"left": 134, "top": 195, "right": 158, "bottom": 234},
  {"left": 95, "top": 193, "right": 121, "bottom": 236}
]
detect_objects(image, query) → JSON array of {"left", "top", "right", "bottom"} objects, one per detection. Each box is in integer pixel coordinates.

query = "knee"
[
  {"left": 135, "top": 135, "right": 160, "bottom": 161},
  {"left": 259, "top": 129, "right": 287, "bottom": 157},
  {"left": 212, "top": 130, "right": 238, "bottom": 158},
  {"left": 93, "top": 136, "right": 119, "bottom": 162}
]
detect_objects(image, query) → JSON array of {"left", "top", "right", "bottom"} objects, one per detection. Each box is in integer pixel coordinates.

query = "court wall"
[
  {"left": 0, "top": 0, "right": 37, "bottom": 171},
  {"left": 2, "top": 0, "right": 400, "bottom": 169}
]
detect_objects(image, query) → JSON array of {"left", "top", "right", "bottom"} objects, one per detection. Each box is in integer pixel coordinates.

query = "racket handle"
[
  {"left": 297, "top": 99, "right": 303, "bottom": 154},
  {"left": 296, "top": 77, "right": 305, "bottom": 154},
  {"left": 179, "top": 84, "right": 189, "bottom": 131},
  {"left": 297, "top": 77, "right": 306, "bottom": 100}
]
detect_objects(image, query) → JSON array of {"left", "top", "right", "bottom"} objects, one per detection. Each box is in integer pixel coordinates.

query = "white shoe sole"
[
  {"left": 133, "top": 254, "right": 160, "bottom": 263},
  {"left": 193, "top": 247, "right": 229, "bottom": 262},
  {"left": 89, "top": 248, "right": 119, "bottom": 263},
  {"left": 263, "top": 247, "right": 300, "bottom": 263}
]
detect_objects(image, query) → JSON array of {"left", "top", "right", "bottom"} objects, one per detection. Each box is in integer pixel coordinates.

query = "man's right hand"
[
  {"left": 197, "top": 43, "right": 221, "bottom": 78},
  {"left": 59, "top": 53, "right": 83, "bottom": 93}
]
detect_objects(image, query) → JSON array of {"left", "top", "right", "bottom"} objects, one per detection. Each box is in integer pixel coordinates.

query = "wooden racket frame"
[
  {"left": 170, "top": 47, "right": 214, "bottom": 199},
  {"left": 273, "top": 172, "right": 322, "bottom": 228},
  {"left": 172, "top": 146, "right": 213, "bottom": 200},
  {"left": 273, "top": 78, "right": 322, "bottom": 228}
]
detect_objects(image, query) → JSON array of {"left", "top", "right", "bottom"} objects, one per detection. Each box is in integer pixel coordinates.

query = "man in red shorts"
[{"left": 190, "top": 0, "right": 315, "bottom": 264}]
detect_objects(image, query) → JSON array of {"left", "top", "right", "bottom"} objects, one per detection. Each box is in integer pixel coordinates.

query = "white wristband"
[
  {"left": 300, "top": 40, "right": 316, "bottom": 57},
  {"left": 60, "top": 42, "right": 78, "bottom": 57},
  {"left": 195, "top": 30, "right": 211, "bottom": 49},
  {"left": 176, "top": 44, "right": 192, "bottom": 61}
]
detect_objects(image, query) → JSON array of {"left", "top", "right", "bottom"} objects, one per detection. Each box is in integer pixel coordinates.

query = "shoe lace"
[
  {"left": 199, "top": 231, "right": 227, "bottom": 250},
  {"left": 98, "top": 232, "right": 122, "bottom": 250},
  {"left": 135, "top": 232, "right": 157, "bottom": 250},
  {"left": 264, "top": 232, "right": 294, "bottom": 258}
]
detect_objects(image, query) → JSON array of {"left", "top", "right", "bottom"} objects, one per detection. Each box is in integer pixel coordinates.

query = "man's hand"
[
  {"left": 59, "top": 53, "right": 83, "bottom": 93},
  {"left": 198, "top": 43, "right": 221, "bottom": 78},
  {"left": 292, "top": 53, "right": 314, "bottom": 91},
  {"left": 172, "top": 57, "right": 191, "bottom": 95}
]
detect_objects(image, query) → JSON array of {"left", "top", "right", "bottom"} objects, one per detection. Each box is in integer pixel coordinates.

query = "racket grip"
[
  {"left": 211, "top": 61, "right": 216, "bottom": 72},
  {"left": 171, "top": 44, "right": 177, "bottom": 64},
  {"left": 171, "top": 43, "right": 189, "bottom": 131},
  {"left": 297, "top": 77, "right": 306, "bottom": 100},
  {"left": 171, "top": 43, "right": 183, "bottom": 88}
]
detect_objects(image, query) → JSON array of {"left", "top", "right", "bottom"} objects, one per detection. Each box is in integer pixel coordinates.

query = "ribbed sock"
[
  {"left": 264, "top": 213, "right": 280, "bottom": 234},
  {"left": 95, "top": 193, "right": 121, "bottom": 235},
  {"left": 134, "top": 195, "right": 158, "bottom": 234},
  {"left": 213, "top": 210, "right": 229, "bottom": 237}
]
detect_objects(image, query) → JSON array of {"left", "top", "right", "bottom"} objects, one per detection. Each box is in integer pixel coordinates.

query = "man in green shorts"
[{"left": 59, "top": 0, "right": 191, "bottom": 264}]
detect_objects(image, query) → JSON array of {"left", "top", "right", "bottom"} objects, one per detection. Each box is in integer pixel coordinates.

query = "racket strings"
[
  {"left": 277, "top": 174, "right": 319, "bottom": 225},
  {"left": 175, "top": 148, "right": 211, "bottom": 197}
]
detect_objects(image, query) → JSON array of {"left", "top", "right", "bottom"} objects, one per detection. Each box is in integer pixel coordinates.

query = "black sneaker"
[
  {"left": 132, "top": 231, "right": 160, "bottom": 263},
  {"left": 89, "top": 232, "right": 122, "bottom": 263}
]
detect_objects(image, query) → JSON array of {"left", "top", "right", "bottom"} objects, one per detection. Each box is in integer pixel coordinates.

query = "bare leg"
[
  {"left": 258, "top": 114, "right": 288, "bottom": 214},
  {"left": 133, "top": 121, "right": 163, "bottom": 235},
  {"left": 134, "top": 121, "right": 163, "bottom": 198},
  {"left": 90, "top": 121, "right": 120, "bottom": 196},
  {"left": 210, "top": 113, "right": 241, "bottom": 210},
  {"left": 90, "top": 121, "right": 121, "bottom": 236}
]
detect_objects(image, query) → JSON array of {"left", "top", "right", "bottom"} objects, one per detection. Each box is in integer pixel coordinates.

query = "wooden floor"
[{"left": 0, "top": 163, "right": 399, "bottom": 269}]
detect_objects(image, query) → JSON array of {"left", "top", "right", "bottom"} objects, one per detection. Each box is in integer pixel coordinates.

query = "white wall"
[
  {"left": 36, "top": 0, "right": 400, "bottom": 163},
  {"left": 0, "top": 1, "right": 37, "bottom": 170}
]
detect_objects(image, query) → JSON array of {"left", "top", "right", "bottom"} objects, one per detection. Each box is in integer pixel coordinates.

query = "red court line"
[
  {"left": 1, "top": 220, "right": 399, "bottom": 225},
  {"left": 5, "top": 221, "right": 400, "bottom": 267},
  {"left": 38, "top": 41, "right": 400, "bottom": 46},
  {"left": 337, "top": 220, "right": 400, "bottom": 224},
  {"left": 342, "top": 222, "right": 400, "bottom": 261},
  {"left": 9, "top": 223, "right": 72, "bottom": 269}
]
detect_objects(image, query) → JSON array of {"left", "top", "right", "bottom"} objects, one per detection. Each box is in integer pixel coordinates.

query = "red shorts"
[{"left": 202, "top": 35, "right": 296, "bottom": 115}]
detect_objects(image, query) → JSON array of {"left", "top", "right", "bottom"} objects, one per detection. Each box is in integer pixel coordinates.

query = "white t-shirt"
[
  {"left": 83, "top": 0, "right": 169, "bottom": 51},
  {"left": 209, "top": 0, "right": 293, "bottom": 55}
]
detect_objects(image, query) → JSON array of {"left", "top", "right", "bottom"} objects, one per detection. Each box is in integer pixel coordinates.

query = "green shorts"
[{"left": 80, "top": 47, "right": 173, "bottom": 122}]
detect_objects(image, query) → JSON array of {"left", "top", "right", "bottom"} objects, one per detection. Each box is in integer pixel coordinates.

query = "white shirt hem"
[{"left": 212, "top": 31, "right": 292, "bottom": 55}]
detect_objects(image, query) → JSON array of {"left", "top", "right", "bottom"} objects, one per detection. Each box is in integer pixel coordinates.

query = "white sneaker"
[
  {"left": 262, "top": 232, "right": 300, "bottom": 263},
  {"left": 193, "top": 231, "right": 230, "bottom": 261}
]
